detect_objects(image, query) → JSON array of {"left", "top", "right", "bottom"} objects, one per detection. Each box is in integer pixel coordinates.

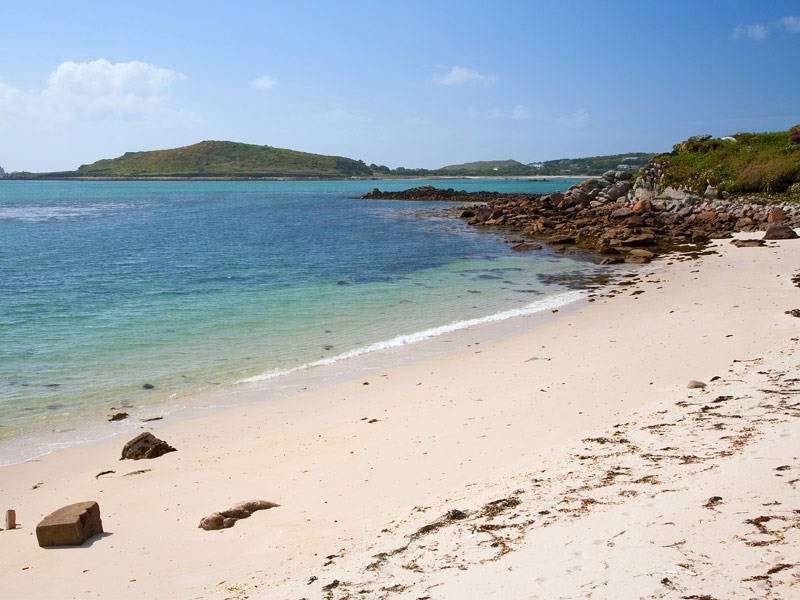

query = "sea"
[{"left": 0, "top": 178, "right": 614, "bottom": 465}]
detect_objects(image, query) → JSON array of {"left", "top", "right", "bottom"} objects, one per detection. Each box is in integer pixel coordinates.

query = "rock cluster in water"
[{"left": 363, "top": 173, "right": 800, "bottom": 263}]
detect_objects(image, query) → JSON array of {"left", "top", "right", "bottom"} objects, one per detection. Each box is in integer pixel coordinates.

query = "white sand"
[{"left": 1, "top": 233, "right": 798, "bottom": 599}]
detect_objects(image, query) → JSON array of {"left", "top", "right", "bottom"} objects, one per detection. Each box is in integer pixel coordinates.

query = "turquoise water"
[{"left": 0, "top": 178, "right": 594, "bottom": 463}]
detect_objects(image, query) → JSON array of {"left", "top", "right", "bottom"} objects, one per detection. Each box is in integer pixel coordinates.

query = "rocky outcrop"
[
  {"left": 120, "top": 432, "right": 176, "bottom": 460},
  {"left": 36, "top": 501, "right": 103, "bottom": 547},
  {"left": 198, "top": 500, "right": 280, "bottom": 530},
  {"left": 452, "top": 169, "right": 799, "bottom": 262}
]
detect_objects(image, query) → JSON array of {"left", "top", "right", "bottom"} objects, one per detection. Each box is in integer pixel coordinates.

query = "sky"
[{"left": 1, "top": 0, "right": 799, "bottom": 172}]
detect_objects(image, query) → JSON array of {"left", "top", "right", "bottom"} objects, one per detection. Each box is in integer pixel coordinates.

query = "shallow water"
[{"left": 0, "top": 178, "right": 604, "bottom": 463}]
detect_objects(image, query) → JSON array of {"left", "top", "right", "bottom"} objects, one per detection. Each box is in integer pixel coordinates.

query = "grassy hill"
[
  {"left": 657, "top": 127, "right": 800, "bottom": 197},
  {"left": 529, "top": 153, "right": 656, "bottom": 176},
  {"left": 438, "top": 159, "right": 524, "bottom": 172},
  {"left": 62, "top": 141, "right": 372, "bottom": 178},
  {"left": 76, "top": 141, "right": 372, "bottom": 177}
]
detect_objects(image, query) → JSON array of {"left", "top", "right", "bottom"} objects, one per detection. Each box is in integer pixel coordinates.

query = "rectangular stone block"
[
  {"left": 5, "top": 509, "right": 15, "bottom": 530},
  {"left": 36, "top": 501, "right": 103, "bottom": 547}
]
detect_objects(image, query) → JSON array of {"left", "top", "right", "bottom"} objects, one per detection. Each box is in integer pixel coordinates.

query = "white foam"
[{"left": 238, "top": 290, "right": 585, "bottom": 383}]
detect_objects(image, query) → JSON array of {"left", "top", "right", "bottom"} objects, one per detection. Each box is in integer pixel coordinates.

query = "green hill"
[
  {"left": 72, "top": 141, "right": 372, "bottom": 178},
  {"left": 438, "top": 159, "right": 524, "bottom": 172},
  {"left": 656, "top": 127, "right": 800, "bottom": 196},
  {"left": 530, "top": 153, "right": 656, "bottom": 176}
]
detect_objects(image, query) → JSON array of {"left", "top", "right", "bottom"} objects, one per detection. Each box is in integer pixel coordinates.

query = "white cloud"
[
  {"left": 250, "top": 75, "right": 278, "bottom": 91},
  {"left": 733, "top": 23, "right": 767, "bottom": 40},
  {"left": 435, "top": 66, "right": 495, "bottom": 85},
  {"left": 557, "top": 108, "right": 590, "bottom": 127},
  {"left": 511, "top": 104, "right": 531, "bottom": 120},
  {"left": 779, "top": 16, "right": 800, "bottom": 33},
  {"left": 0, "top": 59, "right": 187, "bottom": 121}
]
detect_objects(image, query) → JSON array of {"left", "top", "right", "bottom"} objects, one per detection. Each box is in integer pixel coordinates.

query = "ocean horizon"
[{"left": 0, "top": 177, "right": 605, "bottom": 464}]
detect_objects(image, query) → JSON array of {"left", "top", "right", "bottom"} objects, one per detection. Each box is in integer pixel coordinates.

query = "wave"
[{"left": 238, "top": 289, "right": 585, "bottom": 383}]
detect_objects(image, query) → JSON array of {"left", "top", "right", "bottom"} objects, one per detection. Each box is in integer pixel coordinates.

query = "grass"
[
  {"left": 72, "top": 141, "right": 373, "bottom": 178},
  {"left": 658, "top": 128, "right": 800, "bottom": 196}
]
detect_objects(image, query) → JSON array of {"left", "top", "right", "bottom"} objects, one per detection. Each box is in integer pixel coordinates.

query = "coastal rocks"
[
  {"left": 767, "top": 207, "right": 785, "bottom": 223},
  {"left": 731, "top": 239, "right": 766, "bottom": 248},
  {"left": 120, "top": 432, "right": 176, "bottom": 460},
  {"left": 198, "top": 500, "right": 280, "bottom": 530},
  {"left": 510, "top": 242, "right": 542, "bottom": 251},
  {"left": 763, "top": 224, "right": 799, "bottom": 240},
  {"left": 36, "top": 501, "right": 103, "bottom": 547}
]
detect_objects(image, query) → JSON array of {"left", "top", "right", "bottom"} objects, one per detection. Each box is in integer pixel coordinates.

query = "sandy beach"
[{"left": 1, "top": 232, "right": 798, "bottom": 599}]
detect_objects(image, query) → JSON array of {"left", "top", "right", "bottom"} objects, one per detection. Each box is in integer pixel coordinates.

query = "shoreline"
[
  {"left": 1, "top": 174, "right": 592, "bottom": 182},
  {"left": 0, "top": 287, "right": 591, "bottom": 467},
  {"left": 1, "top": 231, "right": 798, "bottom": 598}
]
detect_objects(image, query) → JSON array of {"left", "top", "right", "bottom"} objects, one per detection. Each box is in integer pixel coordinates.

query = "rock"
[
  {"left": 548, "top": 234, "right": 575, "bottom": 245},
  {"left": 600, "top": 256, "right": 624, "bottom": 265},
  {"left": 199, "top": 500, "right": 280, "bottom": 531},
  {"left": 763, "top": 224, "right": 799, "bottom": 240},
  {"left": 688, "top": 134, "right": 712, "bottom": 142},
  {"left": 633, "top": 199, "right": 652, "bottom": 213},
  {"left": 621, "top": 233, "right": 656, "bottom": 247},
  {"left": 624, "top": 255, "right": 651, "bottom": 264},
  {"left": 627, "top": 248, "right": 656, "bottom": 259},
  {"left": 5, "top": 509, "right": 16, "bottom": 530},
  {"left": 120, "top": 432, "right": 176, "bottom": 460},
  {"left": 108, "top": 412, "right": 129, "bottom": 422},
  {"left": 767, "top": 207, "right": 785, "bottom": 223},
  {"left": 687, "top": 380, "right": 707, "bottom": 389},
  {"left": 142, "top": 383, "right": 155, "bottom": 390},
  {"left": 459, "top": 209, "right": 476, "bottom": 218},
  {"left": 611, "top": 207, "right": 632, "bottom": 218},
  {"left": 36, "top": 501, "right": 103, "bottom": 547},
  {"left": 510, "top": 242, "right": 542, "bottom": 251},
  {"left": 704, "top": 186, "right": 722, "bottom": 200},
  {"left": 730, "top": 239, "right": 766, "bottom": 247}
]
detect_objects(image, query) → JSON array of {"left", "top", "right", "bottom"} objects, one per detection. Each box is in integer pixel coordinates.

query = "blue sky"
[{"left": 1, "top": 0, "right": 799, "bottom": 172}]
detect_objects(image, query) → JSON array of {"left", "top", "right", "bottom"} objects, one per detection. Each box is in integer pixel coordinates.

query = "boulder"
[
  {"left": 611, "top": 207, "right": 632, "bottom": 219},
  {"left": 199, "top": 500, "right": 280, "bottom": 531},
  {"left": 510, "top": 242, "right": 542, "bottom": 251},
  {"left": 730, "top": 239, "right": 766, "bottom": 248},
  {"left": 627, "top": 248, "right": 656, "bottom": 259},
  {"left": 548, "top": 234, "right": 576, "bottom": 245},
  {"left": 621, "top": 233, "right": 656, "bottom": 247},
  {"left": 36, "top": 501, "right": 103, "bottom": 547},
  {"left": 767, "top": 207, "right": 785, "bottom": 223},
  {"left": 763, "top": 224, "right": 799, "bottom": 240},
  {"left": 121, "top": 432, "right": 176, "bottom": 460},
  {"left": 633, "top": 199, "right": 652, "bottom": 214},
  {"left": 704, "top": 186, "right": 722, "bottom": 200}
]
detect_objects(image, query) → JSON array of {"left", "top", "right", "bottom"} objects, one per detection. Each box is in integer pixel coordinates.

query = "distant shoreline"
[{"left": 2, "top": 174, "right": 593, "bottom": 182}]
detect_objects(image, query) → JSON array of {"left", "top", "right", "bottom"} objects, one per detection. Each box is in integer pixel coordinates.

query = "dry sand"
[{"left": 1, "top": 232, "right": 798, "bottom": 599}]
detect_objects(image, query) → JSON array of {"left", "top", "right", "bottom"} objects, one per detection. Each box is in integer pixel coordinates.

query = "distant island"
[
  {"left": 4, "top": 126, "right": 798, "bottom": 197},
  {"left": 5, "top": 140, "right": 656, "bottom": 180}
]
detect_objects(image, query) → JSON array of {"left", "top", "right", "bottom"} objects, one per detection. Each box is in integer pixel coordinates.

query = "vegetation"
[
  {"left": 9, "top": 141, "right": 373, "bottom": 179},
  {"left": 388, "top": 153, "right": 656, "bottom": 177},
  {"left": 657, "top": 127, "right": 800, "bottom": 195}
]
